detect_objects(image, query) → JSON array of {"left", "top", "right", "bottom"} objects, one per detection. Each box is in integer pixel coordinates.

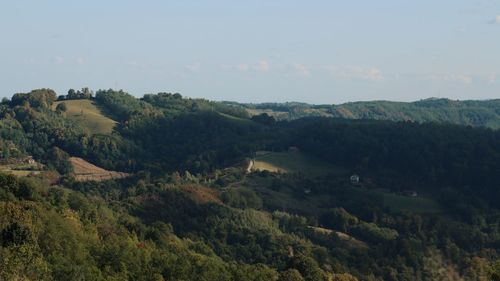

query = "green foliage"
[
  {"left": 292, "top": 118, "right": 500, "bottom": 205},
  {"left": 491, "top": 261, "right": 500, "bottom": 281},
  {"left": 320, "top": 208, "right": 358, "bottom": 233},
  {"left": 142, "top": 92, "right": 249, "bottom": 118},
  {"left": 11, "top": 89, "right": 57, "bottom": 109},
  {"left": 251, "top": 113, "right": 276, "bottom": 125},
  {"left": 222, "top": 188, "right": 263, "bottom": 209},
  {"left": 244, "top": 98, "right": 500, "bottom": 129},
  {"left": 279, "top": 268, "right": 305, "bottom": 281},
  {"left": 64, "top": 87, "right": 93, "bottom": 100},
  {"left": 46, "top": 147, "right": 73, "bottom": 174},
  {"left": 1, "top": 89, "right": 500, "bottom": 280},
  {"left": 288, "top": 255, "right": 326, "bottom": 281},
  {"left": 55, "top": 102, "right": 67, "bottom": 113}
]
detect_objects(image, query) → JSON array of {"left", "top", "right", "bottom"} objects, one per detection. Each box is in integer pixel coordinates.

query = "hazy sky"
[{"left": 1, "top": 1, "right": 499, "bottom": 103}]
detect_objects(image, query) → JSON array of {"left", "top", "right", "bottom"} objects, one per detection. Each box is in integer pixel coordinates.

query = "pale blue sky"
[{"left": 1, "top": 1, "right": 499, "bottom": 103}]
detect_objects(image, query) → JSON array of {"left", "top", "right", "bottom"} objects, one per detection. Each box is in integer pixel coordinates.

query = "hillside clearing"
[
  {"left": 252, "top": 150, "right": 344, "bottom": 177},
  {"left": 0, "top": 160, "right": 43, "bottom": 177},
  {"left": 52, "top": 99, "right": 117, "bottom": 134},
  {"left": 308, "top": 226, "right": 369, "bottom": 249},
  {"left": 382, "top": 192, "right": 442, "bottom": 214},
  {"left": 0, "top": 167, "right": 41, "bottom": 177},
  {"left": 70, "top": 157, "right": 130, "bottom": 182}
]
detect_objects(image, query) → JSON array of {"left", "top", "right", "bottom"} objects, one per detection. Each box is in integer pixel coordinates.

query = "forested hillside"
[
  {"left": 242, "top": 98, "right": 500, "bottom": 129},
  {"left": 1, "top": 89, "right": 500, "bottom": 280}
]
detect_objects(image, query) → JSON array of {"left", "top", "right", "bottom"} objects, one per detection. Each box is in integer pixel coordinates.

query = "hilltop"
[{"left": 52, "top": 99, "right": 117, "bottom": 134}]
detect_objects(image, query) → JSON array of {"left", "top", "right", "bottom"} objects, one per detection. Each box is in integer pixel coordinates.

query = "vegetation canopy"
[{"left": 0, "top": 88, "right": 499, "bottom": 280}]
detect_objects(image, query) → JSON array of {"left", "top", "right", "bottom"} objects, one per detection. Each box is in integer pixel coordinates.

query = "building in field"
[
  {"left": 401, "top": 190, "right": 418, "bottom": 197},
  {"left": 350, "top": 174, "right": 360, "bottom": 185}
]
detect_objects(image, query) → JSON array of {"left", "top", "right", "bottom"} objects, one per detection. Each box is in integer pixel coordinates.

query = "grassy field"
[
  {"left": 246, "top": 108, "right": 289, "bottom": 120},
  {"left": 218, "top": 112, "right": 254, "bottom": 125},
  {"left": 252, "top": 151, "right": 344, "bottom": 177},
  {"left": 70, "top": 157, "right": 130, "bottom": 182},
  {"left": 382, "top": 192, "right": 442, "bottom": 214},
  {"left": 308, "top": 226, "right": 369, "bottom": 249},
  {"left": 52, "top": 99, "right": 117, "bottom": 134},
  {"left": 0, "top": 163, "right": 41, "bottom": 177}
]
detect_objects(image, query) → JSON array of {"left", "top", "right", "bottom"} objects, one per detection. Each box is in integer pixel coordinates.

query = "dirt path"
[{"left": 246, "top": 159, "right": 254, "bottom": 174}]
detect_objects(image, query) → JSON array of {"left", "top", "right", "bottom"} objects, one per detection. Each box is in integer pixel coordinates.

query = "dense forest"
[{"left": 1, "top": 88, "right": 500, "bottom": 280}]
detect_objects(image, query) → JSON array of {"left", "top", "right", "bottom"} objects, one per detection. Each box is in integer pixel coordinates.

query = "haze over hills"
[{"left": 1, "top": 88, "right": 500, "bottom": 280}]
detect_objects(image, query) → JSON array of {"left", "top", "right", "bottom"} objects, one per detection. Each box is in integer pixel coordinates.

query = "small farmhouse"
[
  {"left": 23, "top": 156, "right": 36, "bottom": 164},
  {"left": 350, "top": 174, "right": 360, "bottom": 185},
  {"left": 401, "top": 190, "right": 418, "bottom": 197}
]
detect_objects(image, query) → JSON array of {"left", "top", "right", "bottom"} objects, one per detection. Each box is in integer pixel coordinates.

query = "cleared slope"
[
  {"left": 70, "top": 157, "right": 130, "bottom": 181},
  {"left": 52, "top": 99, "right": 117, "bottom": 134},
  {"left": 252, "top": 150, "right": 344, "bottom": 177}
]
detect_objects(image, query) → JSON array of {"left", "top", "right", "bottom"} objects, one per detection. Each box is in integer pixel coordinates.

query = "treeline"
[
  {"left": 94, "top": 89, "right": 268, "bottom": 174},
  {"left": 242, "top": 98, "right": 500, "bottom": 129}
]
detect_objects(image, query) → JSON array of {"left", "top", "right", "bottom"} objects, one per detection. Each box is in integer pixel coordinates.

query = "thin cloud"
[
  {"left": 76, "top": 57, "right": 85, "bottom": 65},
  {"left": 256, "top": 60, "right": 270, "bottom": 73},
  {"left": 126, "top": 61, "right": 150, "bottom": 70},
  {"left": 53, "top": 56, "right": 64, "bottom": 65},
  {"left": 220, "top": 60, "right": 270, "bottom": 73},
  {"left": 293, "top": 63, "right": 310, "bottom": 77},
  {"left": 455, "top": 74, "right": 473, "bottom": 84},
  {"left": 237, "top": 64, "right": 249, "bottom": 71},
  {"left": 326, "top": 65, "right": 384, "bottom": 81},
  {"left": 185, "top": 62, "right": 201, "bottom": 72},
  {"left": 488, "top": 73, "right": 497, "bottom": 84},
  {"left": 431, "top": 74, "right": 473, "bottom": 84}
]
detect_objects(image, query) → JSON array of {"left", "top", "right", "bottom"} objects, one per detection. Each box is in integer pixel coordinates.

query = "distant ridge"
[{"left": 240, "top": 98, "right": 500, "bottom": 129}]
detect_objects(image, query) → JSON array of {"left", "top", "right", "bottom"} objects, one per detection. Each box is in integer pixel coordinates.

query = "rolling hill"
[
  {"left": 2, "top": 89, "right": 500, "bottom": 280},
  {"left": 242, "top": 98, "right": 500, "bottom": 129},
  {"left": 52, "top": 99, "right": 117, "bottom": 134}
]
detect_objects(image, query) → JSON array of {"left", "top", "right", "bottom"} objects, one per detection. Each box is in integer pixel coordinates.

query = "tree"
[
  {"left": 56, "top": 102, "right": 67, "bottom": 113},
  {"left": 279, "top": 269, "right": 304, "bottom": 281},
  {"left": 288, "top": 255, "right": 325, "bottom": 281},
  {"left": 1, "top": 142, "right": 10, "bottom": 159},
  {"left": 46, "top": 147, "right": 73, "bottom": 175},
  {"left": 66, "top": 87, "right": 93, "bottom": 100},
  {"left": 491, "top": 261, "right": 500, "bottom": 281},
  {"left": 251, "top": 113, "right": 276, "bottom": 126},
  {"left": 67, "top": 89, "right": 76, "bottom": 98},
  {"left": 11, "top": 89, "right": 57, "bottom": 108},
  {"left": 80, "top": 87, "right": 93, "bottom": 99}
]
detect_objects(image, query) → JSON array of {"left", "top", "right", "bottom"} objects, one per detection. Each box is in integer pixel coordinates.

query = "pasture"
[
  {"left": 252, "top": 150, "right": 344, "bottom": 177},
  {"left": 52, "top": 99, "right": 117, "bottom": 134},
  {"left": 382, "top": 192, "right": 442, "bottom": 214},
  {"left": 70, "top": 157, "right": 130, "bottom": 182}
]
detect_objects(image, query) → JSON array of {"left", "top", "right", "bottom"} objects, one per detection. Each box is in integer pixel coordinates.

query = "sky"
[{"left": 0, "top": 1, "right": 499, "bottom": 104}]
